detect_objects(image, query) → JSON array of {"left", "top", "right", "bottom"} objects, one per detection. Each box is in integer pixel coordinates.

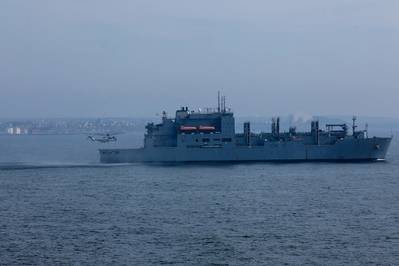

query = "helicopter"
[{"left": 87, "top": 133, "right": 117, "bottom": 143}]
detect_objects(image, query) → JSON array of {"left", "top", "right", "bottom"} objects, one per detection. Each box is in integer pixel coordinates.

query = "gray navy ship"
[{"left": 100, "top": 95, "right": 392, "bottom": 163}]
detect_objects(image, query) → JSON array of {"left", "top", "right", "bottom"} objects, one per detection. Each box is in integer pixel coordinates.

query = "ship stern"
[{"left": 99, "top": 148, "right": 145, "bottom": 163}]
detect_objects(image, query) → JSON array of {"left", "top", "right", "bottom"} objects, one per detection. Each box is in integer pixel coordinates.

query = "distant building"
[{"left": 6, "top": 127, "right": 29, "bottom": 135}]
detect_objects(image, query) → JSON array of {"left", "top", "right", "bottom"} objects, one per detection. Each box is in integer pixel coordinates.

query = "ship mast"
[
  {"left": 218, "top": 91, "right": 221, "bottom": 113},
  {"left": 352, "top": 116, "right": 357, "bottom": 136}
]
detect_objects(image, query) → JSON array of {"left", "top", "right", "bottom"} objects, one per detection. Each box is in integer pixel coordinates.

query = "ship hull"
[{"left": 99, "top": 137, "right": 392, "bottom": 163}]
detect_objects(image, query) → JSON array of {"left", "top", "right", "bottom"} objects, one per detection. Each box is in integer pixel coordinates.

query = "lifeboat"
[
  {"left": 180, "top": 126, "right": 197, "bottom": 131},
  {"left": 198, "top": 125, "right": 216, "bottom": 131}
]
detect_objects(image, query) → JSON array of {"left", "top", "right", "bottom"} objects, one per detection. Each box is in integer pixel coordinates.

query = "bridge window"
[
  {"left": 222, "top": 138, "right": 232, "bottom": 142},
  {"left": 202, "top": 138, "right": 210, "bottom": 142}
]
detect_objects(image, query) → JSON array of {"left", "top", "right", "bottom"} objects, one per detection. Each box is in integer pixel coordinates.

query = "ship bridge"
[{"left": 144, "top": 94, "right": 235, "bottom": 148}]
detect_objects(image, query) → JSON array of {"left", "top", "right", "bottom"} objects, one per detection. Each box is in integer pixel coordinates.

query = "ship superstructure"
[{"left": 100, "top": 95, "right": 391, "bottom": 163}]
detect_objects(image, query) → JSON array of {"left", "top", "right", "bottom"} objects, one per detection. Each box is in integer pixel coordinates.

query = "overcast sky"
[{"left": 0, "top": 0, "right": 398, "bottom": 118}]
